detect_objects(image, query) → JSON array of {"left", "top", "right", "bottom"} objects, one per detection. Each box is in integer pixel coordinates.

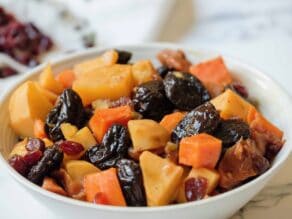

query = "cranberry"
[
  {"left": 0, "top": 66, "right": 17, "bottom": 78},
  {"left": 26, "top": 138, "right": 45, "bottom": 152},
  {"left": 185, "top": 177, "right": 208, "bottom": 202},
  {"left": 59, "top": 141, "right": 84, "bottom": 156},
  {"left": 228, "top": 82, "right": 249, "bottom": 98},
  {"left": 94, "top": 192, "right": 109, "bottom": 205},
  {"left": 8, "top": 155, "right": 28, "bottom": 176},
  {"left": 23, "top": 150, "right": 43, "bottom": 166}
]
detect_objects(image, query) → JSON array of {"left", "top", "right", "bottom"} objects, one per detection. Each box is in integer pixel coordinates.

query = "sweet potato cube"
[
  {"left": 132, "top": 60, "right": 157, "bottom": 85},
  {"left": 83, "top": 168, "right": 126, "bottom": 206},
  {"left": 179, "top": 133, "right": 222, "bottom": 169},
  {"left": 160, "top": 112, "right": 185, "bottom": 133},
  {"left": 211, "top": 89, "right": 253, "bottom": 121},
  {"left": 72, "top": 64, "right": 134, "bottom": 105},
  {"left": 140, "top": 151, "right": 183, "bottom": 206}
]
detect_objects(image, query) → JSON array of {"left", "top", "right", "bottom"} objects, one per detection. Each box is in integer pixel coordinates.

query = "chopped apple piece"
[
  {"left": 128, "top": 119, "right": 170, "bottom": 152},
  {"left": 140, "top": 151, "right": 183, "bottom": 206},
  {"left": 132, "top": 60, "right": 157, "bottom": 85},
  {"left": 9, "top": 81, "right": 53, "bottom": 137},
  {"left": 9, "top": 138, "right": 28, "bottom": 158},
  {"left": 60, "top": 123, "right": 78, "bottom": 139},
  {"left": 39, "top": 64, "right": 64, "bottom": 94},
  {"left": 43, "top": 138, "right": 53, "bottom": 147}
]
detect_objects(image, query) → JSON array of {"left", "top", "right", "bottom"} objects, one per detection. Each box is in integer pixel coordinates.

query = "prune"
[
  {"left": 172, "top": 102, "right": 220, "bottom": 142},
  {"left": 163, "top": 71, "right": 210, "bottom": 111},
  {"left": 133, "top": 80, "right": 174, "bottom": 121},
  {"left": 26, "top": 138, "right": 45, "bottom": 152},
  {"left": 116, "top": 50, "right": 132, "bottom": 64},
  {"left": 116, "top": 159, "right": 146, "bottom": 206},
  {"left": 45, "top": 89, "right": 87, "bottom": 141},
  {"left": 85, "top": 124, "right": 131, "bottom": 170},
  {"left": 214, "top": 119, "right": 250, "bottom": 147},
  {"left": 27, "top": 146, "right": 63, "bottom": 185},
  {"left": 156, "top": 66, "right": 173, "bottom": 78},
  {"left": 185, "top": 177, "right": 208, "bottom": 202}
]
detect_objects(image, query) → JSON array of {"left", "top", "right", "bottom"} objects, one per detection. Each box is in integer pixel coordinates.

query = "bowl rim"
[{"left": 0, "top": 42, "right": 291, "bottom": 212}]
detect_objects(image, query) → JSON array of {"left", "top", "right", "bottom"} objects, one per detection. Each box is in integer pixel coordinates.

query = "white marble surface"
[{"left": 0, "top": 0, "right": 292, "bottom": 218}]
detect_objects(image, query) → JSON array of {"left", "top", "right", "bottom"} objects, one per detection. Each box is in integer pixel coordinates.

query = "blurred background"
[{"left": 0, "top": 0, "right": 291, "bottom": 218}]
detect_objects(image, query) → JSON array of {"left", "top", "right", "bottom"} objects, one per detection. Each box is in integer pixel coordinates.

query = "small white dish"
[{"left": 0, "top": 43, "right": 291, "bottom": 219}]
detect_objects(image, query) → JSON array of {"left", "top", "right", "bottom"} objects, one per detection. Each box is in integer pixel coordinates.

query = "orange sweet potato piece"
[
  {"left": 160, "top": 112, "right": 185, "bottom": 133},
  {"left": 179, "top": 133, "right": 222, "bottom": 169},
  {"left": 42, "top": 177, "right": 67, "bottom": 196},
  {"left": 89, "top": 105, "right": 132, "bottom": 142},
  {"left": 34, "top": 119, "right": 47, "bottom": 139},
  {"left": 56, "top": 69, "right": 76, "bottom": 89},
  {"left": 83, "top": 168, "right": 126, "bottom": 206},
  {"left": 190, "top": 57, "right": 232, "bottom": 96}
]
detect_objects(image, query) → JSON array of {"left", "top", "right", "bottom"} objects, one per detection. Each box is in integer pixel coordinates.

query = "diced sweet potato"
[
  {"left": 128, "top": 119, "right": 170, "bottom": 151},
  {"left": 72, "top": 64, "right": 134, "bottom": 105},
  {"left": 179, "top": 133, "right": 222, "bottom": 169},
  {"left": 83, "top": 168, "right": 126, "bottom": 206},
  {"left": 190, "top": 57, "right": 232, "bottom": 96},
  {"left": 211, "top": 89, "right": 253, "bottom": 121},
  {"left": 140, "top": 151, "right": 183, "bottom": 206},
  {"left": 132, "top": 60, "right": 157, "bottom": 85},
  {"left": 34, "top": 119, "right": 47, "bottom": 139},
  {"left": 218, "top": 139, "right": 269, "bottom": 189},
  {"left": 160, "top": 112, "right": 185, "bottom": 133},
  {"left": 89, "top": 105, "right": 132, "bottom": 143},
  {"left": 39, "top": 64, "right": 64, "bottom": 94},
  {"left": 42, "top": 177, "right": 67, "bottom": 196},
  {"left": 56, "top": 69, "right": 76, "bottom": 88}
]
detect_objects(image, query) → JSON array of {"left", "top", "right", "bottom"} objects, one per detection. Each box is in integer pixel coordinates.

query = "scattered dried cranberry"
[
  {"left": 59, "top": 141, "right": 84, "bottom": 156},
  {"left": 94, "top": 192, "right": 109, "bottom": 205},
  {"left": 227, "top": 82, "right": 249, "bottom": 98},
  {"left": 26, "top": 138, "right": 45, "bottom": 152},
  {"left": 23, "top": 150, "right": 43, "bottom": 166},
  {"left": 0, "top": 66, "right": 17, "bottom": 78},
  {"left": 8, "top": 155, "right": 28, "bottom": 176},
  {"left": 185, "top": 177, "right": 208, "bottom": 202}
]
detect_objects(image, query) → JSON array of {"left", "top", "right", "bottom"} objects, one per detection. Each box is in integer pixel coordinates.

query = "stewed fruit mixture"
[{"left": 8, "top": 48, "right": 284, "bottom": 206}]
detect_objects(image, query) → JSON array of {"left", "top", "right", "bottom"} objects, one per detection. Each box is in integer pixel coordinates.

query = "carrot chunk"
[
  {"left": 160, "top": 112, "right": 185, "bottom": 133},
  {"left": 89, "top": 105, "right": 132, "bottom": 142},
  {"left": 34, "top": 119, "right": 47, "bottom": 139},
  {"left": 179, "top": 133, "right": 222, "bottom": 169},
  {"left": 83, "top": 168, "right": 126, "bottom": 206},
  {"left": 56, "top": 69, "right": 76, "bottom": 89}
]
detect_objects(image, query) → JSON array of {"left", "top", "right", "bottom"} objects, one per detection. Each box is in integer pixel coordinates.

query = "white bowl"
[{"left": 0, "top": 43, "right": 291, "bottom": 219}]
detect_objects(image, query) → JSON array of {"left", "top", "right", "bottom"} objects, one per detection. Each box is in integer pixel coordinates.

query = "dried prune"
[
  {"left": 214, "top": 119, "right": 250, "bottom": 147},
  {"left": 85, "top": 124, "right": 131, "bottom": 170},
  {"left": 27, "top": 146, "right": 63, "bottom": 185},
  {"left": 163, "top": 71, "right": 210, "bottom": 111},
  {"left": 185, "top": 177, "right": 208, "bottom": 202},
  {"left": 116, "top": 50, "right": 132, "bottom": 64},
  {"left": 45, "top": 89, "right": 87, "bottom": 141},
  {"left": 172, "top": 102, "right": 220, "bottom": 142},
  {"left": 133, "top": 80, "right": 174, "bottom": 121},
  {"left": 117, "top": 159, "right": 146, "bottom": 206},
  {"left": 156, "top": 66, "right": 173, "bottom": 78}
]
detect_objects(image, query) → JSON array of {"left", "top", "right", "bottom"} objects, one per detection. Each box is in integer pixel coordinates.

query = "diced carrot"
[
  {"left": 83, "top": 168, "right": 126, "bottom": 206},
  {"left": 248, "top": 108, "right": 283, "bottom": 139},
  {"left": 89, "top": 105, "right": 132, "bottom": 142},
  {"left": 160, "top": 112, "right": 185, "bottom": 133},
  {"left": 179, "top": 133, "right": 222, "bottom": 169},
  {"left": 34, "top": 119, "right": 47, "bottom": 139},
  {"left": 190, "top": 57, "right": 233, "bottom": 96},
  {"left": 42, "top": 177, "right": 67, "bottom": 196},
  {"left": 56, "top": 69, "right": 76, "bottom": 89}
]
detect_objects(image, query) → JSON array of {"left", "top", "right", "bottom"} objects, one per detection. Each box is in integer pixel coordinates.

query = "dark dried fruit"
[
  {"left": 133, "top": 80, "right": 174, "bottom": 121},
  {"left": 85, "top": 124, "right": 131, "bottom": 170},
  {"left": 157, "top": 49, "right": 191, "bottom": 72},
  {"left": 8, "top": 155, "right": 28, "bottom": 176},
  {"left": 226, "top": 82, "right": 248, "bottom": 99},
  {"left": 185, "top": 177, "right": 208, "bottom": 202},
  {"left": 23, "top": 150, "right": 43, "bottom": 166},
  {"left": 214, "top": 119, "right": 250, "bottom": 147},
  {"left": 116, "top": 50, "right": 132, "bottom": 64},
  {"left": 116, "top": 159, "right": 146, "bottom": 206},
  {"left": 163, "top": 71, "right": 210, "bottom": 111},
  {"left": 157, "top": 66, "right": 173, "bottom": 78},
  {"left": 45, "top": 89, "right": 87, "bottom": 141},
  {"left": 172, "top": 102, "right": 220, "bottom": 142},
  {"left": 26, "top": 138, "right": 45, "bottom": 152},
  {"left": 27, "top": 146, "right": 63, "bottom": 185},
  {"left": 0, "top": 66, "right": 18, "bottom": 78},
  {"left": 59, "top": 141, "right": 84, "bottom": 156}
]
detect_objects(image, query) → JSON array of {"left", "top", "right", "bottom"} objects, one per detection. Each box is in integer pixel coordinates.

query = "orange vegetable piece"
[
  {"left": 89, "top": 105, "right": 132, "bottom": 142},
  {"left": 34, "top": 119, "right": 47, "bottom": 139},
  {"left": 190, "top": 57, "right": 232, "bottom": 96},
  {"left": 83, "top": 168, "right": 126, "bottom": 206},
  {"left": 179, "top": 133, "right": 222, "bottom": 169},
  {"left": 56, "top": 69, "right": 76, "bottom": 89},
  {"left": 42, "top": 177, "right": 67, "bottom": 196},
  {"left": 160, "top": 112, "right": 185, "bottom": 133}
]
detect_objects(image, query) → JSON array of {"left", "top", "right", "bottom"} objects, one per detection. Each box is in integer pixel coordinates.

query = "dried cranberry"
[
  {"left": 227, "top": 82, "right": 248, "bottom": 98},
  {"left": 59, "top": 141, "right": 84, "bottom": 156},
  {"left": 8, "top": 155, "right": 28, "bottom": 176},
  {"left": 26, "top": 138, "right": 45, "bottom": 152},
  {"left": 23, "top": 150, "right": 43, "bottom": 166},
  {"left": 94, "top": 192, "right": 109, "bottom": 205},
  {"left": 0, "top": 66, "right": 17, "bottom": 78},
  {"left": 185, "top": 177, "right": 208, "bottom": 202}
]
